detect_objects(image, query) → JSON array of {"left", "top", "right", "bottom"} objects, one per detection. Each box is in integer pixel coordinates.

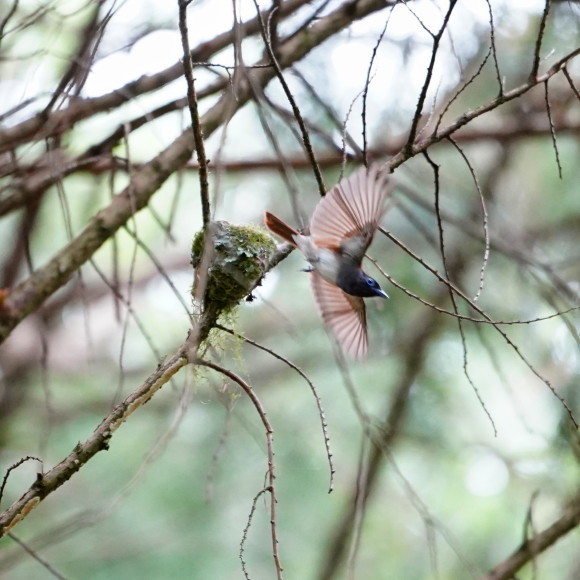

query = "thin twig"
[
  {"left": 216, "top": 324, "right": 335, "bottom": 493},
  {"left": 341, "top": 87, "right": 369, "bottom": 178},
  {"left": 253, "top": 1, "right": 326, "bottom": 196},
  {"left": 423, "top": 150, "right": 496, "bottom": 435},
  {"left": 240, "top": 487, "right": 270, "bottom": 579},
  {"left": 447, "top": 137, "right": 490, "bottom": 302},
  {"left": 178, "top": 0, "right": 211, "bottom": 228},
  {"left": 530, "top": 0, "right": 551, "bottom": 80},
  {"left": 0, "top": 348, "right": 188, "bottom": 537},
  {"left": 380, "top": 228, "right": 578, "bottom": 428},
  {"left": 484, "top": 0, "right": 503, "bottom": 95},
  {"left": 480, "top": 494, "right": 580, "bottom": 580},
  {"left": 0, "top": 457, "right": 43, "bottom": 507},
  {"left": 434, "top": 45, "right": 492, "bottom": 134},
  {"left": 0, "top": 0, "right": 20, "bottom": 47},
  {"left": 405, "top": 0, "right": 459, "bottom": 155},
  {"left": 368, "top": 257, "right": 579, "bottom": 329},
  {"left": 346, "top": 435, "right": 369, "bottom": 580},
  {"left": 198, "top": 359, "right": 283, "bottom": 580},
  {"left": 7, "top": 533, "right": 67, "bottom": 580},
  {"left": 362, "top": 12, "right": 391, "bottom": 166},
  {"left": 543, "top": 80, "right": 563, "bottom": 178},
  {"left": 562, "top": 66, "right": 580, "bottom": 101}
]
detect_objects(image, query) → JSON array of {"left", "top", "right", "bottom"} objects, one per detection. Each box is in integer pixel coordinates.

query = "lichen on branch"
[{"left": 191, "top": 221, "right": 276, "bottom": 343}]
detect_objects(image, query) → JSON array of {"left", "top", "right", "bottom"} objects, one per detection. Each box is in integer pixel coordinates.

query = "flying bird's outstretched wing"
[
  {"left": 310, "top": 272, "right": 367, "bottom": 359},
  {"left": 309, "top": 165, "right": 391, "bottom": 263}
]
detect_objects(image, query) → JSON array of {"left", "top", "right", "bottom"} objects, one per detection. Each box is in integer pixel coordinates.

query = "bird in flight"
[{"left": 265, "top": 165, "right": 391, "bottom": 359}]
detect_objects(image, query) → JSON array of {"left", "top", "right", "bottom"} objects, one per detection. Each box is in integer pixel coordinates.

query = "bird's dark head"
[
  {"left": 359, "top": 273, "right": 389, "bottom": 298},
  {"left": 338, "top": 268, "right": 389, "bottom": 299}
]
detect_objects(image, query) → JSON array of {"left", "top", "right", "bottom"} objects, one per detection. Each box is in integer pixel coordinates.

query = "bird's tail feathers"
[{"left": 264, "top": 212, "right": 299, "bottom": 246}]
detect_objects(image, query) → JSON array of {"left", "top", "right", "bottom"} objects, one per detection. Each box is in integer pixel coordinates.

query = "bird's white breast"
[{"left": 294, "top": 235, "right": 341, "bottom": 285}]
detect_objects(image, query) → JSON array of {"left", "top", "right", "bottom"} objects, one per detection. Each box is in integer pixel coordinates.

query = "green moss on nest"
[{"left": 191, "top": 221, "right": 276, "bottom": 314}]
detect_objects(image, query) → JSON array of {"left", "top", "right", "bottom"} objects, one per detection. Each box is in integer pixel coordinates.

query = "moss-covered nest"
[{"left": 191, "top": 221, "right": 276, "bottom": 315}]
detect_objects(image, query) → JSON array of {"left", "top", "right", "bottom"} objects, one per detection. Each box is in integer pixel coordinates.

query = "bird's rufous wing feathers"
[
  {"left": 309, "top": 164, "right": 390, "bottom": 252},
  {"left": 310, "top": 272, "right": 367, "bottom": 359}
]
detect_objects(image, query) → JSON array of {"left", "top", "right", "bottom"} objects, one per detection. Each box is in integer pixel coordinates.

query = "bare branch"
[
  {"left": 405, "top": 0, "right": 459, "bottom": 155},
  {"left": 0, "top": 349, "right": 187, "bottom": 537},
  {"left": 253, "top": 0, "right": 326, "bottom": 196},
  {"left": 217, "top": 324, "right": 335, "bottom": 493},
  {"left": 6, "top": 533, "right": 66, "bottom": 580},
  {"left": 543, "top": 80, "right": 563, "bottom": 178},
  {"left": 481, "top": 495, "right": 580, "bottom": 580},
  {"left": 394, "top": 47, "right": 580, "bottom": 165},
  {"left": 446, "top": 137, "right": 490, "bottom": 303},
  {"left": 197, "top": 359, "right": 283, "bottom": 580},
  {"left": 0, "top": 0, "right": 313, "bottom": 154},
  {"left": 423, "top": 149, "right": 496, "bottom": 434},
  {"left": 0, "top": 0, "right": 393, "bottom": 347},
  {"left": 178, "top": 0, "right": 211, "bottom": 228},
  {"left": 362, "top": 11, "right": 392, "bottom": 166},
  {"left": 484, "top": 0, "right": 503, "bottom": 95},
  {"left": 530, "top": 0, "right": 552, "bottom": 80},
  {"left": 0, "top": 0, "right": 21, "bottom": 49},
  {"left": 42, "top": 0, "right": 110, "bottom": 114},
  {"left": 381, "top": 229, "right": 578, "bottom": 428}
]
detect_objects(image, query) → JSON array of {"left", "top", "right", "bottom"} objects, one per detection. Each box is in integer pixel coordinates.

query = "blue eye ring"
[{"left": 366, "top": 277, "right": 376, "bottom": 287}]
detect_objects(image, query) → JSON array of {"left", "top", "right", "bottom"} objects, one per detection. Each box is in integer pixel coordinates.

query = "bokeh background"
[{"left": 0, "top": 1, "right": 579, "bottom": 578}]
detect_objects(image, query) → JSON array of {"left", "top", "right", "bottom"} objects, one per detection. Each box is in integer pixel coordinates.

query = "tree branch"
[
  {"left": 0, "top": 0, "right": 393, "bottom": 346},
  {"left": 178, "top": 0, "right": 211, "bottom": 228},
  {"left": 0, "top": 348, "right": 187, "bottom": 537},
  {"left": 481, "top": 495, "right": 580, "bottom": 580},
  {"left": 0, "top": 0, "right": 312, "bottom": 154}
]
